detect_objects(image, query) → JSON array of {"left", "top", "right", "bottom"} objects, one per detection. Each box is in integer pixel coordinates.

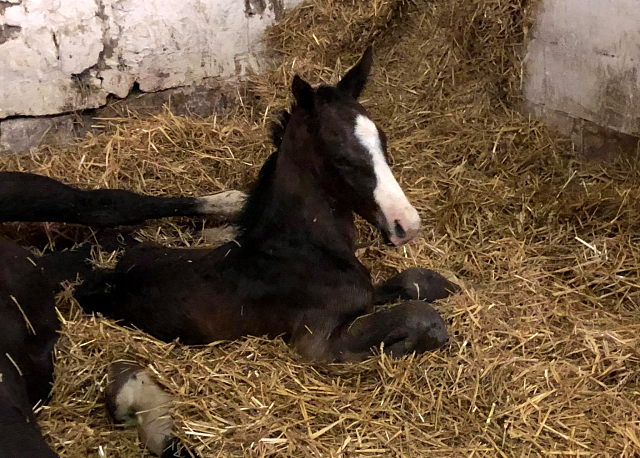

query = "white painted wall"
[
  {"left": 524, "top": 0, "right": 640, "bottom": 137},
  {"left": 0, "top": 0, "right": 302, "bottom": 119}
]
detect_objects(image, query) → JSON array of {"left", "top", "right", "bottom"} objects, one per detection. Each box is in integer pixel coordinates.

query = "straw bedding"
[{"left": 1, "top": 0, "right": 640, "bottom": 456}]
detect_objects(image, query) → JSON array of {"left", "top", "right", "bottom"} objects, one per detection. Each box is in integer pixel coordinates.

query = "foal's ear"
[
  {"left": 292, "top": 75, "right": 315, "bottom": 110},
  {"left": 337, "top": 46, "right": 373, "bottom": 100}
]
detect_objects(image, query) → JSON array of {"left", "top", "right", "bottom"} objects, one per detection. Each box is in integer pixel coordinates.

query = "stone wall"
[{"left": 0, "top": 0, "right": 302, "bottom": 152}]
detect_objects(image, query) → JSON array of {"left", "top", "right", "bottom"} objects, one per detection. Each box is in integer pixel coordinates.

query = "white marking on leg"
[
  {"left": 354, "top": 114, "right": 420, "bottom": 245},
  {"left": 200, "top": 225, "right": 239, "bottom": 246},
  {"left": 196, "top": 190, "right": 247, "bottom": 217},
  {"left": 112, "top": 369, "right": 174, "bottom": 455}
]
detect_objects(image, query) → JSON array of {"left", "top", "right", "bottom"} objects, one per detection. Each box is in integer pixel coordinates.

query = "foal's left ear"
[
  {"left": 292, "top": 75, "right": 315, "bottom": 110},
  {"left": 337, "top": 46, "right": 373, "bottom": 100}
]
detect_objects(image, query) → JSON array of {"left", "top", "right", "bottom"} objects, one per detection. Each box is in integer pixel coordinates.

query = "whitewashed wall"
[
  {"left": 0, "top": 0, "right": 301, "bottom": 120},
  {"left": 524, "top": 0, "right": 640, "bottom": 143}
]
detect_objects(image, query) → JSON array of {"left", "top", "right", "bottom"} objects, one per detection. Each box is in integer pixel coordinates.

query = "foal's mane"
[
  {"left": 235, "top": 108, "right": 291, "bottom": 234},
  {"left": 270, "top": 109, "right": 291, "bottom": 150}
]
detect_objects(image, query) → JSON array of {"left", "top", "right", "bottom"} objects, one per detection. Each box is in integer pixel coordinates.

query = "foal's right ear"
[
  {"left": 337, "top": 46, "right": 373, "bottom": 100},
  {"left": 292, "top": 75, "right": 315, "bottom": 110}
]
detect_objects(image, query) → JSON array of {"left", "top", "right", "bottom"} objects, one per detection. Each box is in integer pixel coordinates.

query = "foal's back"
[{"left": 78, "top": 233, "right": 373, "bottom": 346}]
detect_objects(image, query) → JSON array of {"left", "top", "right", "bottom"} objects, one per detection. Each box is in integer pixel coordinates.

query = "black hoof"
[
  {"left": 375, "top": 267, "right": 460, "bottom": 305},
  {"left": 382, "top": 300, "right": 449, "bottom": 357}
]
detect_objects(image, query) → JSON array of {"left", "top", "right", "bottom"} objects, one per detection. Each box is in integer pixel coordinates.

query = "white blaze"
[{"left": 354, "top": 114, "right": 421, "bottom": 244}]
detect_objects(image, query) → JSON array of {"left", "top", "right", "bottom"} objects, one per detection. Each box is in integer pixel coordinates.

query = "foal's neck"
[{"left": 241, "top": 140, "right": 356, "bottom": 258}]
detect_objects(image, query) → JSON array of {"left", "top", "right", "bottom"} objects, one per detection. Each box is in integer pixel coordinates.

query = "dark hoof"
[
  {"left": 375, "top": 267, "right": 460, "bottom": 305},
  {"left": 382, "top": 300, "right": 449, "bottom": 358}
]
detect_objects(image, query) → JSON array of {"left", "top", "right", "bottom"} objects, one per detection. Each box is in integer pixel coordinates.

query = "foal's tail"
[
  {"left": 35, "top": 229, "right": 140, "bottom": 294},
  {"left": 73, "top": 268, "right": 120, "bottom": 316},
  {"left": 105, "top": 361, "right": 199, "bottom": 458},
  {"left": 36, "top": 244, "right": 94, "bottom": 293}
]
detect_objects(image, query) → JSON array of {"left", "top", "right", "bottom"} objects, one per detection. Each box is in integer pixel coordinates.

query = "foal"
[{"left": 76, "top": 47, "right": 458, "bottom": 362}]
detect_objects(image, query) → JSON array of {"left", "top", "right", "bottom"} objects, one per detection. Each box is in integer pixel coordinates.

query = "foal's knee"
[{"left": 291, "top": 330, "right": 335, "bottom": 363}]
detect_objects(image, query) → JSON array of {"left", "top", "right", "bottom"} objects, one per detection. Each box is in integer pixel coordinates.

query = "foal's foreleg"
[
  {"left": 0, "top": 172, "right": 245, "bottom": 227},
  {"left": 374, "top": 267, "right": 459, "bottom": 305},
  {"left": 292, "top": 301, "right": 449, "bottom": 363},
  {"left": 335, "top": 301, "right": 449, "bottom": 362}
]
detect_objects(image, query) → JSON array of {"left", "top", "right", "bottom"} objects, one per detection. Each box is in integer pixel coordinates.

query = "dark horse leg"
[
  {"left": 374, "top": 267, "right": 460, "bottom": 305},
  {"left": 0, "top": 172, "right": 245, "bottom": 227},
  {"left": 337, "top": 301, "right": 449, "bottom": 361},
  {"left": 291, "top": 300, "right": 450, "bottom": 363},
  {"left": 0, "top": 238, "right": 63, "bottom": 458},
  {"left": 292, "top": 271, "right": 459, "bottom": 362},
  {"left": 308, "top": 268, "right": 458, "bottom": 362}
]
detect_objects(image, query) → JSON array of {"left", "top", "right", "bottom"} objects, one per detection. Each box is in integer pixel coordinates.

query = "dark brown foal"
[{"left": 75, "top": 47, "right": 459, "bottom": 363}]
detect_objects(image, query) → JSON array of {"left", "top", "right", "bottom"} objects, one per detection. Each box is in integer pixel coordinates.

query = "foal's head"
[{"left": 286, "top": 47, "right": 420, "bottom": 246}]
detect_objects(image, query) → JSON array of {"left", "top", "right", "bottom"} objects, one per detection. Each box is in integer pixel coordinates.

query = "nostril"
[{"left": 394, "top": 220, "right": 406, "bottom": 239}]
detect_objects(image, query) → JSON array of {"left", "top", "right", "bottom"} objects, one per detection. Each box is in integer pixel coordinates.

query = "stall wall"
[
  {"left": 0, "top": 0, "right": 301, "bottom": 151},
  {"left": 524, "top": 0, "right": 640, "bottom": 157}
]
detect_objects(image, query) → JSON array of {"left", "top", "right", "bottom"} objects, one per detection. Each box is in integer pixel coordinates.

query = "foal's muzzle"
[{"left": 378, "top": 204, "right": 421, "bottom": 246}]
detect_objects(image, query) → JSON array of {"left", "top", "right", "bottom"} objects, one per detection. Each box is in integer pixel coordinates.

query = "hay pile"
[{"left": 1, "top": 0, "right": 640, "bottom": 456}]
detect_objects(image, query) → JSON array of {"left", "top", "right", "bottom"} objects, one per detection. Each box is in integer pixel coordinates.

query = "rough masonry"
[{"left": 0, "top": 0, "right": 300, "bottom": 152}]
